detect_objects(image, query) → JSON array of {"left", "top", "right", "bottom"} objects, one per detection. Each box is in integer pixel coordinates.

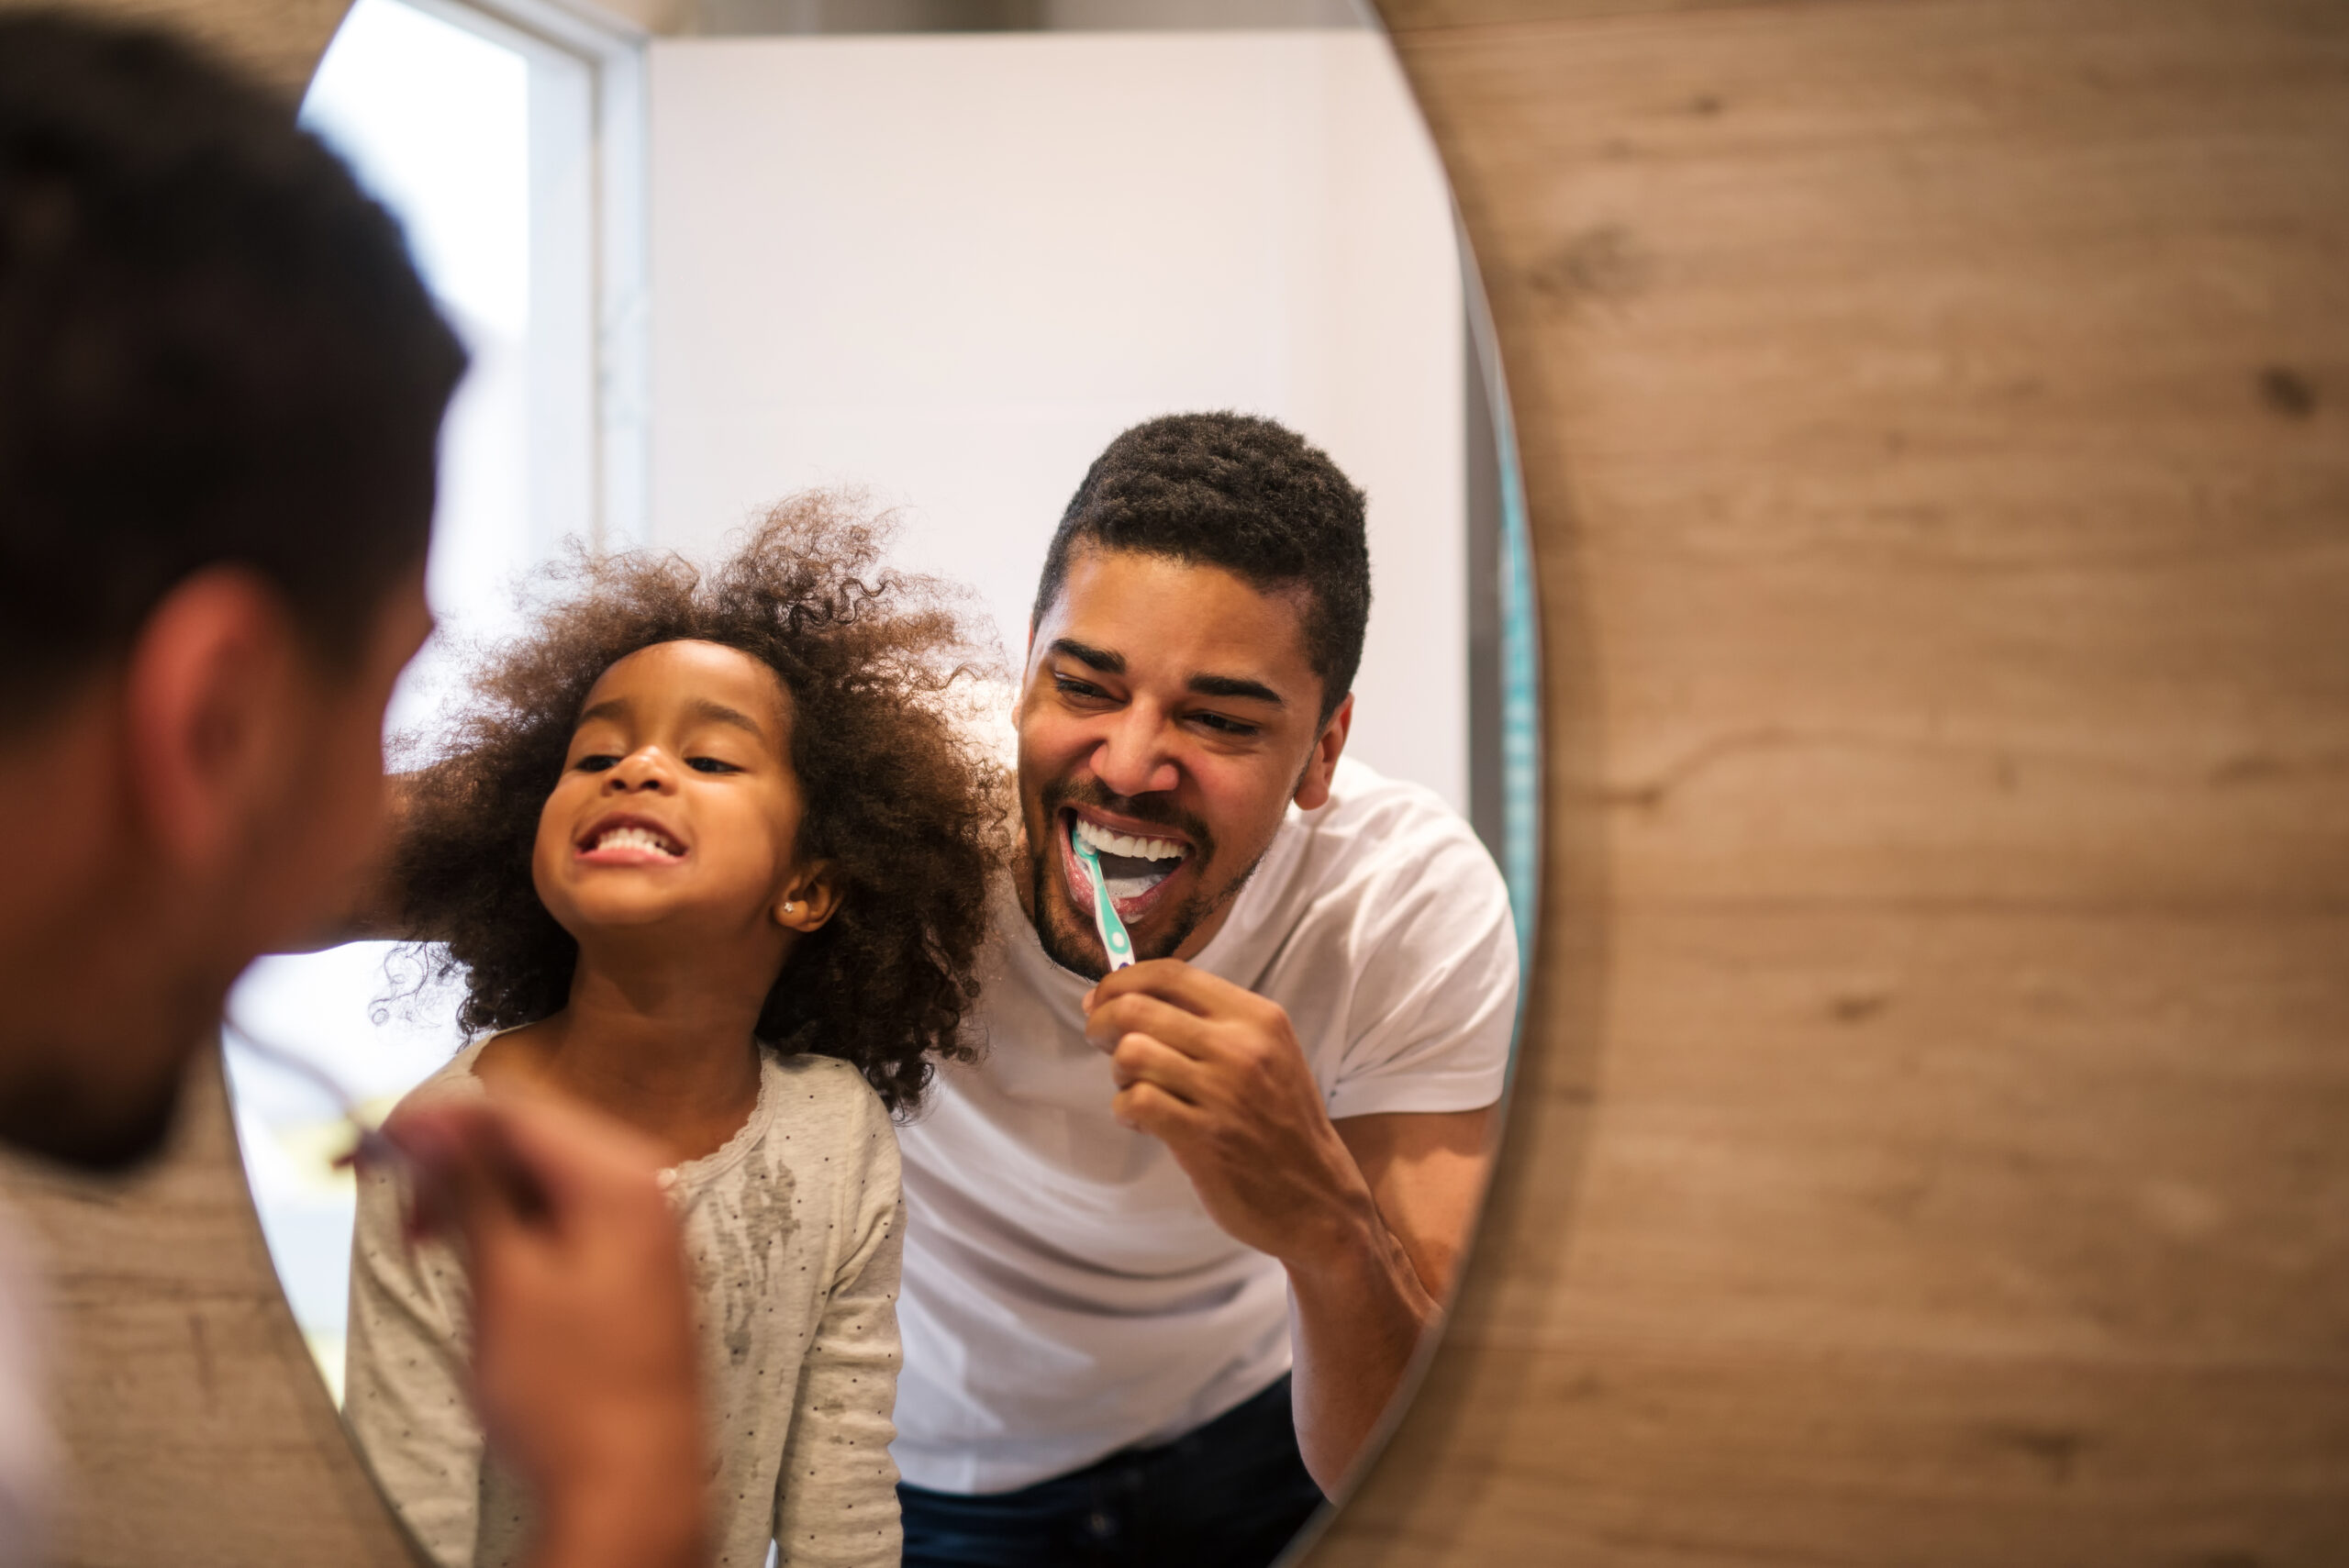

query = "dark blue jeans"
[{"left": 898, "top": 1375, "right": 1327, "bottom": 1568}]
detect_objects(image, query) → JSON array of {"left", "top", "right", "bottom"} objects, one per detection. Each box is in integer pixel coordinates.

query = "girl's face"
[{"left": 532, "top": 639, "right": 835, "bottom": 947}]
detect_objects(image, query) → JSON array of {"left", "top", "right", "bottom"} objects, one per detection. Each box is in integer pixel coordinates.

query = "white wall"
[{"left": 647, "top": 31, "right": 1467, "bottom": 810}]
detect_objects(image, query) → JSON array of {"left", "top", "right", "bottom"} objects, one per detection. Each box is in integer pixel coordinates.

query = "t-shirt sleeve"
[
  {"left": 1319, "top": 806, "right": 1520, "bottom": 1123},
  {"left": 772, "top": 1085, "right": 905, "bottom": 1568},
  {"left": 343, "top": 1159, "right": 485, "bottom": 1568}
]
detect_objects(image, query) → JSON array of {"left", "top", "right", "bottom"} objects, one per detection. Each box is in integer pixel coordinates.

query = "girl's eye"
[
  {"left": 575, "top": 753, "right": 618, "bottom": 773},
  {"left": 686, "top": 756, "right": 741, "bottom": 774}
]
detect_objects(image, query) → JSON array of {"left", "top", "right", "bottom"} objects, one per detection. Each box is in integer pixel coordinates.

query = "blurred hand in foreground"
[{"left": 385, "top": 1093, "right": 708, "bottom": 1568}]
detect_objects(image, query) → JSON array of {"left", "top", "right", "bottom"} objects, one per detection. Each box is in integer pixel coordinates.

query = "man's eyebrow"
[
  {"left": 1047, "top": 638, "right": 1124, "bottom": 674},
  {"left": 1188, "top": 673, "right": 1286, "bottom": 707}
]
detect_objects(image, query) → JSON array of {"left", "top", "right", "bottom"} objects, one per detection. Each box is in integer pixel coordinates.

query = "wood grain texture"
[
  {"left": 8, "top": 0, "right": 2347, "bottom": 1562},
  {"left": 1308, "top": 0, "right": 2349, "bottom": 1562}
]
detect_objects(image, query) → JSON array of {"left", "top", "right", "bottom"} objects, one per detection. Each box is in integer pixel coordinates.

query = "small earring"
[{"left": 783, "top": 902, "right": 796, "bottom": 913}]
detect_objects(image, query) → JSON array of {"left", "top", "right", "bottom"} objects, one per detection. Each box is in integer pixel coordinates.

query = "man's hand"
[
  {"left": 1082, "top": 960, "right": 1380, "bottom": 1269},
  {"left": 386, "top": 1093, "right": 708, "bottom": 1568},
  {"left": 1082, "top": 960, "right": 1498, "bottom": 1496}
]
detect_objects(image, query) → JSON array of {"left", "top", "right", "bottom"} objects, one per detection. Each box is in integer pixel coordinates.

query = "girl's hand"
[{"left": 386, "top": 1093, "right": 708, "bottom": 1568}]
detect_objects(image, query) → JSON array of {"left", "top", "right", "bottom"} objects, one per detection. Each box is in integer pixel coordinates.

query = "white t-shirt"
[{"left": 892, "top": 756, "right": 1518, "bottom": 1495}]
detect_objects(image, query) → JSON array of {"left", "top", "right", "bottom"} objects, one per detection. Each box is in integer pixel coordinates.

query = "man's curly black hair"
[
  {"left": 394, "top": 495, "right": 1004, "bottom": 1114},
  {"left": 1030, "top": 412, "right": 1371, "bottom": 723}
]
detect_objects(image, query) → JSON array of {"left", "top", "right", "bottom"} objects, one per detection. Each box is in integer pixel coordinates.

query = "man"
[
  {"left": 0, "top": 17, "right": 704, "bottom": 1566},
  {"left": 894, "top": 414, "right": 1518, "bottom": 1566}
]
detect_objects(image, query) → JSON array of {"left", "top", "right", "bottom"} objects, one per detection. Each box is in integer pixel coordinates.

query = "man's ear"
[
  {"left": 1292, "top": 693, "right": 1353, "bottom": 812},
  {"left": 774, "top": 861, "right": 845, "bottom": 934},
  {"left": 121, "top": 567, "right": 306, "bottom": 875}
]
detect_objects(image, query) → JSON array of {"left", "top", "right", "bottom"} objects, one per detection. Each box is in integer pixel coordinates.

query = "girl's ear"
[{"left": 774, "top": 862, "right": 843, "bottom": 934}]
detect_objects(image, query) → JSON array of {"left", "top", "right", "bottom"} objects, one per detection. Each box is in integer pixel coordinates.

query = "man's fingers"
[
  {"left": 385, "top": 1103, "right": 518, "bottom": 1243},
  {"left": 1108, "top": 1031, "right": 1210, "bottom": 1105},
  {"left": 1111, "top": 1079, "right": 1204, "bottom": 1140},
  {"left": 464, "top": 1092, "right": 671, "bottom": 1206},
  {"left": 386, "top": 1095, "right": 665, "bottom": 1251},
  {"left": 1085, "top": 992, "right": 1219, "bottom": 1059},
  {"left": 1084, "top": 957, "right": 1251, "bottom": 1019}
]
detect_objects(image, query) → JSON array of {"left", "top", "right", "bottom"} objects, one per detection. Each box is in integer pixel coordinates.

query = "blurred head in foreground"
[{"left": 0, "top": 11, "right": 463, "bottom": 1170}]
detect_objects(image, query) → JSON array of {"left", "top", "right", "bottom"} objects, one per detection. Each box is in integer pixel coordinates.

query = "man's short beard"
[{"left": 0, "top": 1051, "right": 185, "bottom": 1174}]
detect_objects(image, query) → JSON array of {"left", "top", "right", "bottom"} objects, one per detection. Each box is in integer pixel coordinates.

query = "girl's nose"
[{"left": 607, "top": 749, "right": 674, "bottom": 792}]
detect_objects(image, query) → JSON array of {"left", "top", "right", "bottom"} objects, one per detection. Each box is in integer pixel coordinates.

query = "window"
[{"left": 223, "top": 0, "right": 644, "bottom": 1398}]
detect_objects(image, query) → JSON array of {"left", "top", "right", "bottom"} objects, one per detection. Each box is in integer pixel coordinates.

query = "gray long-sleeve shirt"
[{"left": 344, "top": 1039, "right": 905, "bottom": 1568}]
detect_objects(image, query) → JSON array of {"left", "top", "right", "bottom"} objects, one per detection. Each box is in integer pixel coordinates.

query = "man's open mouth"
[
  {"left": 577, "top": 815, "right": 688, "bottom": 864},
  {"left": 1062, "top": 809, "right": 1189, "bottom": 921}
]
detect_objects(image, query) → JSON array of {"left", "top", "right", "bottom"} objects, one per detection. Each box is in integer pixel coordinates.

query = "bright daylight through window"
[{"left": 221, "top": 0, "right": 644, "bottom": 1396}]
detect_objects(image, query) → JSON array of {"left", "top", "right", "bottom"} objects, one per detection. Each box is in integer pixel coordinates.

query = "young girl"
[{"left": 345, "top": 498, "right": 1000, "bottom": 1568}]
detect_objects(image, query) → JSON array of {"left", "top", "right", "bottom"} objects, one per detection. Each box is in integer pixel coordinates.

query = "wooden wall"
[
  {"left": 5, "top": 0, "right": 2344, "bottom": 1563},
  {"left": 1313, "top": 0, "right": 2349, "bottom": 1562}
]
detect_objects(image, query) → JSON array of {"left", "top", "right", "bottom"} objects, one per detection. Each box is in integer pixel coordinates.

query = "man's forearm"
[{"left": 1282, "top": 1189, "right": 1443, "bottom": 1496}]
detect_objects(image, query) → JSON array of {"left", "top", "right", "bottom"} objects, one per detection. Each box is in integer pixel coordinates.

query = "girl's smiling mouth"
[{"left": 577, "top": 813, "right": 689, "bottom": 865}]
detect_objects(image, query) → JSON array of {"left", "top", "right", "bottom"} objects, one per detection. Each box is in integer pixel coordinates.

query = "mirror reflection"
[{"left": 224, "top": 5, "right": 1537, "bottom": 1565}]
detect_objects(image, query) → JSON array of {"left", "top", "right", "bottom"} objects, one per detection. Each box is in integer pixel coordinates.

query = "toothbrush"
[
  {"left": 1069, "top": 823, "right": 1136, "bottom": 971},
  {"left": 221, "top": 1017, "right": 407, "bottom": 1175},
  {"left": 224, "top": 1018, "right": 586, "bottom": 1221}
]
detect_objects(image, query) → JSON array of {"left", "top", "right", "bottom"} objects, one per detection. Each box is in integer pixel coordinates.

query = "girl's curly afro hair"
[{"left": 393, "top": 495, "right": 1006, "bottom": 1113}]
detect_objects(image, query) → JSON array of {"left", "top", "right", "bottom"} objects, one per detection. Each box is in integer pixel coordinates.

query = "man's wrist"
[
  {"left": 532, "top": 1472, "right": 704, "bottom": 1568},
  {"left": 1278, "top": 1177, "right": 1426, "bottom": 1309},
  {"left": 528, "top": 1429, "right": 706, "bottom": 1568}
]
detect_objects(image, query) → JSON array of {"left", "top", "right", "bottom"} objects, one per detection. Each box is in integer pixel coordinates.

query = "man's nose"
[{"left": 1090, "top": 713, "right": 1179, "bottom": 797}]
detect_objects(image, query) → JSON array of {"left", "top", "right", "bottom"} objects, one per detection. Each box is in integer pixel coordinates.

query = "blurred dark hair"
[
  {"left": 0, "top": 11, "right": 464, "bottom": 732},
  {"left": 395, "top": 497, "right": 1006, "bottom": 1113},
  {"left": 1030, "top": 412, "right": 1372, "bottom": 722}
]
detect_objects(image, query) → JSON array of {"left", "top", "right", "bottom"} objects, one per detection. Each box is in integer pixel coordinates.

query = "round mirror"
[{"left": 223, "top": 3, "right": 1537, "bottom": 1562}]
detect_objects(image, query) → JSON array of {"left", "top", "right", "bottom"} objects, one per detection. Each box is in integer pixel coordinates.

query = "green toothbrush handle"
[{"left": 1072, "top": 836, "right": 1136, "bottom": 971}]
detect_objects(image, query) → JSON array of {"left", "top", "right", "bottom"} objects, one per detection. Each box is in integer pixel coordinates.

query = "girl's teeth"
[{"left": 596, "top": 827, "right": 678, "bottom": 855}]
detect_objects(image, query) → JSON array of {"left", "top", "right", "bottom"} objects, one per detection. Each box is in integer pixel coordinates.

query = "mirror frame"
[{"left": 16, "top": 3, "right": 2341, "bottom": 1566}]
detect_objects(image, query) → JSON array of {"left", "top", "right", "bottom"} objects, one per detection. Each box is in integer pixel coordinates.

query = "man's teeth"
[
  {"left": 595, "top": 826, "right": 681, "bottom": 856},
  {"left": 1073, "top": 817, "right": 1185, "bottom": 862}
]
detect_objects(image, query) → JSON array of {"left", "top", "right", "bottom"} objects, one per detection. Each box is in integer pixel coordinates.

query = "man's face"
[
  {"left": 0, "top": 565, "right": 433, "bottom": 1173},
  {"left": 1015, "top": 546, "right": 1349, "bottom": 980}
]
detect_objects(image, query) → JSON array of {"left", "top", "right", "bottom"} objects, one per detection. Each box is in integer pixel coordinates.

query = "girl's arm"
[{"left": 773, "top": 1086, "right": 906, "bottom": 1568}]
